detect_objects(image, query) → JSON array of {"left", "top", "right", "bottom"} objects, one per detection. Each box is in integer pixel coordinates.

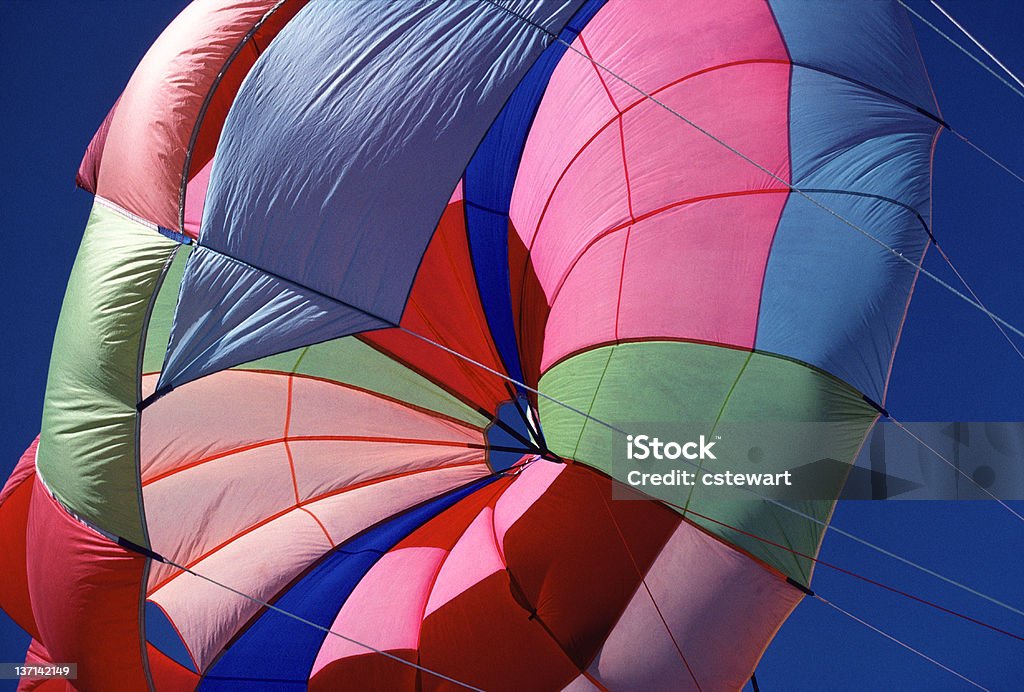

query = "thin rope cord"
[
  {"left": 952, "top": 130, "right": 1024, "bottom": 185},
  {"left": 815, "top": 595, "right": 990, "bottom": 690},
  {"left": 480, "top": 0, "right": 1024, "bottom": 344},
  {"left": 898, "top": 0, "right": 1024, "bottom": 100},
  {"left": 167, "top": 558, "right": 484, "bottom": 691},
  {"left": 929, "top": 0, "right": 1024, "bottom": 91},
  {"left": 933, "top": 242, "right": 1024, "bottom": 362},
  {"left": 888, "top": 416, "right": 1024, "bottom": 522}
]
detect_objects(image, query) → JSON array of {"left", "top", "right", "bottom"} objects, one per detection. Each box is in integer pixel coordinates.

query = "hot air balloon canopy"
[{"left": 0, "top": 0, "right": 946, "bottom": 689}]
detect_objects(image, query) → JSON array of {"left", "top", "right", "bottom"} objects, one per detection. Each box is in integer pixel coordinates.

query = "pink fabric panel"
[
  {"left": 619, "top": 63, "right": 791, "bottom": 218},
  {"left": 140, "top": 370, "right": 289, "bottom": 481},
  {"left": 510, "top": 49, "right": 620, "bottom": 249},
  {"left": 144, "top": 443, "right": 295, "bottom": 589},
  {"left": 511, "top": 0, "right": 792, "bottom": 367},
  {"left": 311, "top": 547, "right": 446, "bottom": 673},
  {"left": 492, "top": 459, "right": 565, "bottom": 549},
  {"left": 150, "top": 509, "right": 332, "bottom": 671},
  {"left": 96, "top": 1, "right": 278, "bottom": 230},
  {"left": 183, "top": 158, "right": 213, "bottom": 236},
  {"left": 287, "top": 375, "right": 480, "bottom": 444},
  {"left": 305, "top": 465, "right": 490, "bottom": 548},
  {"left": 542, "top": 193, "right": 788, "bottom": 369},
  {"left": 587, "top": 523, "right": 802, "bottom": 690},
  {"left": 423, "top": 508, "right": 505, "bottom": 617},
  {"left": 513, "top": 123, "right": 630, "bottom": 295},
  {"left": 289, "top": 438, "right": 481, "bottom": 502},
  {"left": 540, "top": 231, "right": 626, "bottom": 370},
  {"left": 577, "top": 0, "right": 789, "bottom": 108}
]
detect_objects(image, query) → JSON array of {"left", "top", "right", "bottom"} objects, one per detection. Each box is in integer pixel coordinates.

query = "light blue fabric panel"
[
  {"left": 769, "top": 0, "right": 938, "bottom": 114},
  {"left": 159, "top": 248, "right": 388, "bottom": 388},
  {"left": 159, "top": 0, "right": 583, "bottom": 390},
  {"left": 756, "top": 2, "right": 940, "bottom": 404}
]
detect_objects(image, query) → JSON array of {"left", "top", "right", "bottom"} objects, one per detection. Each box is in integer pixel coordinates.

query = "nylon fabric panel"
[
  {"left": 585, "top": 520, "right": 803, "bottom": 690},
  {"left": 202, "top": 480, "right": 492, "bottom": 688},
  {"left": 0, "top": 441, "right": 40, "bottom": 640},
  {"left": 25, "top": 479, "right": 148, "bottom": 691},
  {"left": 160, "top": 0, "right": 587, "bottom": 391},
  {"left": 768, "top": 0, "right": 937, "bottom": 114},
  {"left": 361, "top": 199, "right": 511, "bottom": 415},
  {"left": 159, "top": 246, "right": 389, "bottom": 387},
  {"left": 538, "top": 341, "right": 877, "bottom": 583},
  {"left": 755, "top": 64, "right": 938, "bottom": 403},
  {"left": 37, "top": 202, "right": 177, "bottom": 545},
  {"left": 85, "top": 0, "right": 284, "bottom": 231}
]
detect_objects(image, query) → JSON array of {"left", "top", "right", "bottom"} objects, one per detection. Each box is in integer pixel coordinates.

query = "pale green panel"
[
  {"left": 142, "top": 244, "right": 191, "bottom": 374},
  {"left": 38, "top": 203, "right": 177, "bottom": 546},
  {"left": 242, "top": 338, "right": 488, "bottom": 427},
  {"left": 538, "top": 341, "right": 877, "bottom": 582}
]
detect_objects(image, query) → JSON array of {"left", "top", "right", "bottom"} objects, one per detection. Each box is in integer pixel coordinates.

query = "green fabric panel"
[
  {"left": 142, "top": 244, "right": 191, "bottom": 374},
  {"left": 241, "top": 339, "right": 488, "bottom": 428},
  {"left": 37, "top": 203, "right": 177, "bottom": 546},
  {"left": 538, "top": 341, "right": 877, "bottom": 583}
]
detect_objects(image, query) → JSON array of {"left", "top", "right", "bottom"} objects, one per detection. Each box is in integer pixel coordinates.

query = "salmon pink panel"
[
  {"left": 540, "top": 231, "right": 626, "bottom": 371},
  {"left": 287, "top": 374, "right": 480, "bottom": 444},
  {"left": 311, "top": 547, "right": 446, "bottom": 673},
  {"left": 620, "top": 63, "right": 791, "bottom": 219},
  {"left": 140, "top": 370, "right": 289, "bottom": 482},
  {"left": 150, "top": 509, "right": 332, "bottom": 671},
  {"left": 289, "top": 438, "right": 482, "bottom": 502},
  {"left": 144, "top": 443, "right": 295, "bottom": 589},
  {"left": 577, "top": 0, "right": 789, "bottom": 108},
  {"left": 25, "top": 480, "right": 148, "bottom": 690},
  {"left": 509, "top": 49, "right": 620, "bottom": 250},
  {"left": 306, "top": 465, "right": 490, "bottom": 547},
  {"left": 182, "top": 158, "right": 213, "bottom": 237},
  {"left": 516, "top": 123, "right": 631, "bottom": 295},
  {"left": 92, "top": 0, "right": 284, "bottom": 231},
  {"left": 423, "top": 508, "right": 505, "bottom": 618},
  {"left": 587, "top": 522, "right": 802, "bottom": 690}
]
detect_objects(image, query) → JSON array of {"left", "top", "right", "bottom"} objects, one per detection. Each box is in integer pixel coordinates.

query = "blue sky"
[{"left": 0, "top": 1, "right": 1021, "bottom": 689}]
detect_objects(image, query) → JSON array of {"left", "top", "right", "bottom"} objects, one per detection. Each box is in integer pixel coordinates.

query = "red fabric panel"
[
  {"left": 501, "top": 464, "right": 680, "bottom": 668},
  {"left": 25, "top": 479, "right": 148, "bottom": 690},
  {"left": 75, "top": 98, "right": 119, "bottom": 193},
  {"left": 508, "top": 221, "right": 550, "bottom": 392},
  {"left": 362, "top": 200, "right": 511, "bottom": 414},
  {"left": 310, "top": 649, "right": 417, "bottom": 691},
  {"left": 147, "top": 643, "right": 199, "bottom": 691},
  {"left": 419, "top": 572, "right": 580, "bottom": 692},
  {"left": 0, "top": 439, "right": 40, "bottom": 639}
]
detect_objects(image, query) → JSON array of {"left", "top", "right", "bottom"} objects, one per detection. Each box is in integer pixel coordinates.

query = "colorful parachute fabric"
[{"left": 0, "top": 1, "right": 939, "bottom": 690}]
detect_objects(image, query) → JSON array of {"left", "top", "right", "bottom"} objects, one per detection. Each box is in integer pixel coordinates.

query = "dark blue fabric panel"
[
  {"left": 145, "top": 600, "right": 197, "bottom": 673},
  {"left": 463, "top": 0, "right": 606, "bottom": 389},
  {"left": 198, "top": 478, "right": 495, "bottom": 688}
]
